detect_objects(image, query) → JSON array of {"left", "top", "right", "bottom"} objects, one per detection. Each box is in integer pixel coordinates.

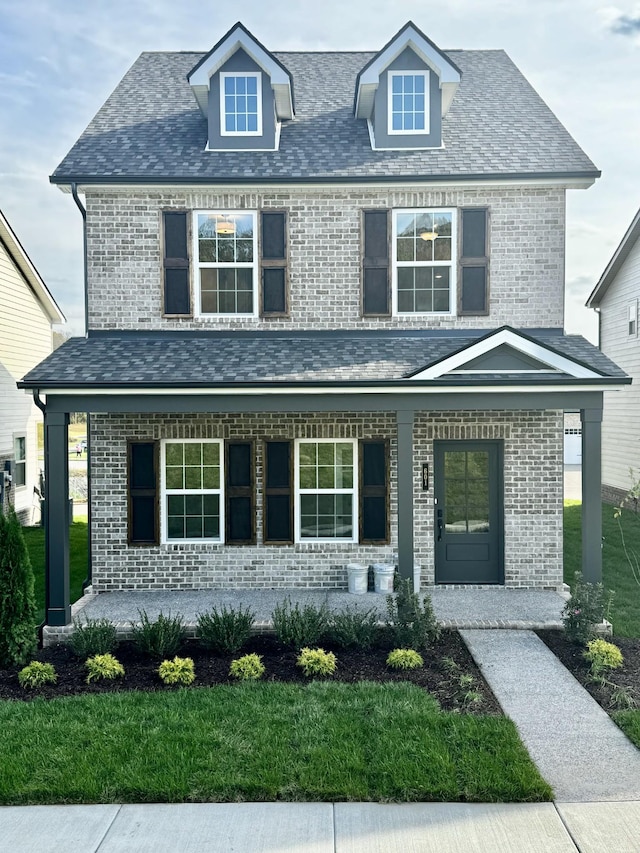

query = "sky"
[{"left": 0, "top": 0, "right": 639, "bottom": 341}]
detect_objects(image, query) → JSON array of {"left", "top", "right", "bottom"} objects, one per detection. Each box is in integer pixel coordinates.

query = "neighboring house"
[
  {"left": 587, "top": 208, "right": 640, "bottom": 504},
  {"left": 20, "top": 22, "right": 628, "bottom": 632},
  {"left": 0, "top": 209, "right": 65, "bottom": 523},
  {"left": 563, "top": 413, "right": 582, "bottom": 466}
]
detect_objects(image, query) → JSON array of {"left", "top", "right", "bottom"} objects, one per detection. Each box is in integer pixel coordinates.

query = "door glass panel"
[{"left": 443, "top": 450, "right": 490, "bottom": 534}]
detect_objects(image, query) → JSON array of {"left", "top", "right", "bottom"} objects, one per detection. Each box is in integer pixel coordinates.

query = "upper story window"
[
  {"left": 194, "top": 211, "right": 258, "bottom": 316},
  {"left": 220, "top": 73, "right": 262, "bottom": 136},
  {"left": 392, "top": 209, "right": 455, "bottom": 315},
  {"left": 388, "top": 72, "right": 429, "bottom": 134},
  {"left": 629, "top": 300, "right": 637, "bottom": 337}
]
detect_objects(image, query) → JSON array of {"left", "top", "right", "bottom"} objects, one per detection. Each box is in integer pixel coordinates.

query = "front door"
[{"left": 434, "top": 441, "right": 503, "bottom": 584}]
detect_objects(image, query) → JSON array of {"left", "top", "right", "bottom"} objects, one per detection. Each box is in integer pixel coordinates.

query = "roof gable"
[{"left": 587, "top": 207, "right": 640, "bottom": 308}]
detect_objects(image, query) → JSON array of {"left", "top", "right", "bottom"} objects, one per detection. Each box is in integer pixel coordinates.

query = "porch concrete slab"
[
  {"left": 334, "top": 802, "right": 576, "bottom": 853},
  {"left": 555, "top": 802, "right": 640, "bottom": 853},
  {"left": 0, "top": 804, "right": 120, "bottom": 853},
  {"left": 461, "top": 629, "right": 640, "bottom": 802},
  {"left": 98, "top": 803, "right": 334, "bottom": 853}
]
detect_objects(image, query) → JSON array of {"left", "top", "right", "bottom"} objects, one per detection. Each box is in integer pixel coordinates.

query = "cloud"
[{"left": 611, "top": 13, "right": 640, "bottom": 34}]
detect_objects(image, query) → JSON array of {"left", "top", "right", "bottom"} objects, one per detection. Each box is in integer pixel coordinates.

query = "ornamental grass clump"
[
  {"left": 85, "top": 654, "right": 125, "bottom": 683},
  {"left": 386, "top": 648, "right": 424, "bottom": 670},
  {"left": 197, "top": 605, "right": 255, "bottom": 654},
  {"left": 229, "top": 653, "right": 265, "bottom": 681},
  {"left": 272, "top": 599, "right": 329, "bottom": 650},
  {"left": 131, "top": 610, "right": 184, "bottom": 658},
  {"left": 158, "top": 656, "right": 195, "bottom": 686},
  {"left": 69, "top": 618, "right": 118, "bottom": 659},
  {"left": 0, "top": 507, "right": 37, "bottom": 667},
  {"left": 584, "top": 638, "right": 624, "bottom": 678},
  {"left": 18, "top": 661, "right": 57, "bottom": 690},
  {"left": 330, "top": 607, "right": 379, "bottom": 650},
  {"left": 296, "top": 647, "right": 337, "bottom": 678}
]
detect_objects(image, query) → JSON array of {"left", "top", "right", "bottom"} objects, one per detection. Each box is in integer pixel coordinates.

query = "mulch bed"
[
  {"left": 0, "top": 630, "right": 502, "bottom": 715},
  {"left": 537, "top": 630, "right": 640, "bottom": 712}
]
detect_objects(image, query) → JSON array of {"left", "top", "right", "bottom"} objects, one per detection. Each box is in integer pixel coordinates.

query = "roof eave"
[{"left": 587, "top": 207, "right": 640, "bottom": 308}]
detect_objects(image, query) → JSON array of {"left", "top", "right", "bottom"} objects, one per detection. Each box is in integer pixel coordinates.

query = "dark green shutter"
[
  {"left": 261, "top": 211, "right": 287, "bottom": 315},
  {"left": 128, "top": 442, "right": 158, "bottom": 545},
  {"left": 264, "top": 441, "right": 293, "bottom": 543},
  {"left": 460, "top": 208, "right": 489, "bottom": 315},
  {"left": 226, "top": 442, "right": 255, "bottom": 544},
  {"left": 362, "top": 210, "right": 390, "bottom": 316},
  {"left": 360, "top": 440, "right": 389, "bottom": 543},
  {"left": 163, "top": 212, "right": 191, "bottom": 315}
]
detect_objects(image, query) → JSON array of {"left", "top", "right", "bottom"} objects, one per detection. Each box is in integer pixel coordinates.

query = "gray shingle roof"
[
  {"left": 20, "top": 330, "right": 627, "bottom": 388},
  {"left": 51, "top": 49, "right": 597, "bottom": 183}
]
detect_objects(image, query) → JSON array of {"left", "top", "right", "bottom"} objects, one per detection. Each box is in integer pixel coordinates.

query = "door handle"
[{"left": 437, "top": 509, "right": 443, "bottom": 542}]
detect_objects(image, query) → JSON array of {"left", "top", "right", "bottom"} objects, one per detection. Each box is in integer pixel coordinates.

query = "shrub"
[
  {"left": 197, "top": 605, "right": 254, "bottom": 654},
  {"left": 69, "top": 618, "right": 118, "bottom": 658},
  {"left": 229, "top": 653, "right": 265, "bottom": 681},
  {"left": 562, "top": 574, "right": 614, "bottom": 644},
  {"left": 584, "top": 638, "right": 624, "bottom": 677},
  {"left": 18, "top": 661, "right": 57, "bottom": 689},
  {"left": 386, "top": 648, "right": 424, "bottom": 670},
  {"left": 131, "top": 610, "right": 184, "bottom": 658},
  {"left": 158, "top": 656, "right": 195, "bottom": 686},
  {"left": 272, "top": 599, "right": 329, "bottom": 650},
  {"left": 0, "top": 507, "right": 37, "bottom": 667},
  {"left": 296, "top": 647, "right": 337, "bottom": 678},
  {"left": 85, "top": 653, "right": 125, "bottom": 683},
  {"left": 386, "top": 577, "right": 440, "bottom": 650},
  {"left": 329, "top": 607, "right": 379, "bottom": 650}
]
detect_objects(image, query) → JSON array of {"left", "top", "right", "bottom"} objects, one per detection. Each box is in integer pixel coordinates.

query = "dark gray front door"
[{"left": 434, "top": 441, "right": 503, "bottom": 584}]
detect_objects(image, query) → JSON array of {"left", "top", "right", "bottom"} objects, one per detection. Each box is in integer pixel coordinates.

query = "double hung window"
[
  {"left": 161, "top": 440, "right": 223, "bottom": 543},
  {"left": 295, "top": 440, "right": 357, "bottom": 542},
  {"left": 392, "top": 209, "right": 455, "bottom": 314},
  {"left": 14, "top": 436, "right": 26, "bottom": 487},
  {"left": 220, "top": 73, "right": 261, "bottom": 135},
  {"left": 195, "top": 211, "right": 257, "bottom": 316}
]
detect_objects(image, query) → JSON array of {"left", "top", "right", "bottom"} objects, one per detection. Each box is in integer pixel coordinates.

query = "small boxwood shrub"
[
  {"left": 158, "top": 656, "right": 195, "bottom": 686},
  {"left": 131, "top": 610, "right": 184, "bottom": 659},
  {"left": 330, "top": 607, "right": 379, "bottom": 650},
  {"left": 197, "top": 605, "right": 255, "bottom": 654},
  {"left": 229, "top": 653, "right": 265, "bottom": 681},
  {"left": 386, "top": 648, "right": 424, "bottom": 670},
  {"left": 584, "top": 638, "right": 624, "bottom": 677},
  {"left": 272, "top": 599, "right": 329, "bottom": 650},
  {"left": 85, "top": 653, "right": 125, "bottom": 683},
  {"left": 296, "top": 647, "right": 337, "bottom": 678},
  {"left": 69, "top": 618, "right": 118, "bottom": 658},
  {"left": 18, "top": 661, "right": 57, "bottom": 690}
]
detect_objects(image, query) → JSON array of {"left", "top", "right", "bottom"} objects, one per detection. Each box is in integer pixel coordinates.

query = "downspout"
[{"left": 70, "top": 183, "right": 92, "bottom": 591}]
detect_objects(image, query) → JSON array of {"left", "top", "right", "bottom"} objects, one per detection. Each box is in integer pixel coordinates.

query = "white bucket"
[
  {"left": 373, "top": 563, "right": 395, "bottom": 594},
  {"left": 346, "top": 563, "right": 368, "bottom": 595}
]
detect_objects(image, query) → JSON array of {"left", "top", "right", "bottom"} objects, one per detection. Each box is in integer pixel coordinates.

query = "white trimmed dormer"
[
  {"left": 355, "top": 21, "right": 461, "bottom": 151},
  {"left": 187, "top": 22, "right": 294, "bottom": 152}
]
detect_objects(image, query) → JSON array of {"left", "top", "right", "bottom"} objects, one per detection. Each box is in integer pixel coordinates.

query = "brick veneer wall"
[
  {"left": 89, "top": 409, "right": 563, "bottom": 591},
  {"left": 85, "top": 184, "right": 565, "bottom": 331}
]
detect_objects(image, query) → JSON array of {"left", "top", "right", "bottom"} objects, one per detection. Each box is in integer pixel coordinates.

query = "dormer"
[
  {"left": 187, "top": 22, "right": 294, "bottom": 152},
  {"left": 354, "top": 22, "right": 461, "bottom": 151}
]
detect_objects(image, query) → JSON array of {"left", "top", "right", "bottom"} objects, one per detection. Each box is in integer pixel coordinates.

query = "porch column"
[
  {"left": 396, "top": 409, "right": 414, "bottom": 581},
  {"left": 44, "top": 410, "right": 71, "bottom": 626},
  {"left": 581, "top": 407, "right": 602, "bottom": 584}
]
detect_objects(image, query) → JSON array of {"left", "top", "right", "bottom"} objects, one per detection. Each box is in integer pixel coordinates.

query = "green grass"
[
  {"left": 0, "top": 682, "right": 552, "bottom": 805},
  {"left": 564, "top": 501, "right": 640, "bottom": 637},
  {"left": 614, "top": 711, "right": 640, "bottom": 749},
  {"left": 22, "top": 522, "right": 88, "bottom": 622}
]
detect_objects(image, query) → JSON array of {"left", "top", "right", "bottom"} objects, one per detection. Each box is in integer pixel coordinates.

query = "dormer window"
[
  {"left": 221, "top": 73, "right": 262, "bottom": 136},
  {"left": 389, "top": 72, "right": 429, "bottom": 134}
]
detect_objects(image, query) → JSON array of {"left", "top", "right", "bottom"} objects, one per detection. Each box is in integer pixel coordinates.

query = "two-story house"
[
  {"left": 1, "top": 208, "right": 64, "bottom": 524},
  {"left": 20, "top": 22, "right": 628, "bottom": 633}
]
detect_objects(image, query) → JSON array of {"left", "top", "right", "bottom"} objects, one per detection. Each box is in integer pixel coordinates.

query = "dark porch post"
[
  {"left": 396, "top": 409, "right": 414, "bottom": 581},
  {"left": 44, "top": 410, "right": 71, "bottom": 626},
  {"left": 581, "top": 406, "right": 602, "bottom": 584}
]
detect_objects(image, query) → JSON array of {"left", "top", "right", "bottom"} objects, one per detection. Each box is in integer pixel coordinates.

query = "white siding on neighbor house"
[{"left": 599, "top": 232, "right": 640, "bottom": 493}]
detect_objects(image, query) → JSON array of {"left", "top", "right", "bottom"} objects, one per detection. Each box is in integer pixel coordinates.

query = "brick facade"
[
  {"left": 90, "top": 409, "right": 563, "bottom": 592},
  {"left": 85, "top": 184, "right": 565, "bottom": 332}
]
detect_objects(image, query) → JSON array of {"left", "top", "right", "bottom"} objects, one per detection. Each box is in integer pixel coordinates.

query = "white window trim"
[
  {"left": 629, "top": 299, "right": 638, "bottom": 337},
  {"left": 391, "top": 208, "right": 457, "bottom": 317},
  {"left": 220, "top": 72, "right": 262, "bottom": 137},
  {"left": 294, "top": 438, "right": 358, "bottom": 544},
  {"left": 160, "top": 438, "right": 225, "bottom": 545},
  {"left": 193, "top": 210, "right": 259, "bottom": 318},
  {"left": 388, "top": 71, "right": 430, "bottom": 136},
  {"left": 13, "top": 434, "right": 26, "bottom": 490}
]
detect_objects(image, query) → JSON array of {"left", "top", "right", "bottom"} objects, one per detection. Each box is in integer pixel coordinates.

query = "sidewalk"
[{"left": 2, "top": 800, "right": 640, "bottom": 852}]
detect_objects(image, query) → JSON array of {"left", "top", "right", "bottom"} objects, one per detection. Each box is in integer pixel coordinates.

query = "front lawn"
[
  {"left": 614, "top": 711, "right": 640, "bottom": 749},
  {"left": 0, "top": 682, "right": 552, "bottom": 805},
  {"left": 22, "top": 522, "right": 88, "bottom": 622}
]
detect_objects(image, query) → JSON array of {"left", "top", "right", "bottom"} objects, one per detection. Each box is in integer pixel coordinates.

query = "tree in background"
[{"left": 0, "top": 507, "right": 37, "bottom": 666}]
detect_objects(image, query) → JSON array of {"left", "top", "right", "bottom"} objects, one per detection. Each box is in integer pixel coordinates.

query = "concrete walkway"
[
  {"left": 462, "top": 629, "right": 640, "bottom": 802},
  {"left": 2, "top": 801, "right": 640, "bottom": 852}
]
